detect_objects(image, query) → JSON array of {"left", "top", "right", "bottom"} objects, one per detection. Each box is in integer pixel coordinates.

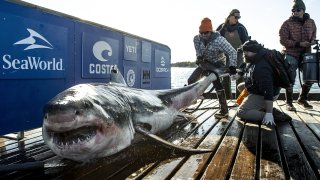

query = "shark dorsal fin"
[{"left": 110, "top": 66, "right": 127, "bottom": 86}]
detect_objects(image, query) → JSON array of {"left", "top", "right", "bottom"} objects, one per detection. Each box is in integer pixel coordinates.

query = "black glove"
[
  {"left": 228, "top": 66, "right": 237, "bottom": 75},
  {"left": 196, "top": 56, "right": 204, "bottom": 64}
]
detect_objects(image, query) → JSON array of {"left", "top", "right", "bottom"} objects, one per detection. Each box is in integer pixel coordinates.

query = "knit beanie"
[
  {"left": 292, "top": 0, "right": 306, "bottom": 10},
  {"left": 242, "top": 40, "right": 263, "bottom": 53},
  {"left": 199, "top": 17, "right": 213, "bottom": 33},
  {"left": 229, "top": 9, "right": 240, "bottom": 17}
]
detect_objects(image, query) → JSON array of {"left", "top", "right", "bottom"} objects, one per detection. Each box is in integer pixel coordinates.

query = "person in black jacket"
[
  {"left": 236, "top": 40, "right": 291, "bottom": 125},
  {"left": 217, "top": 9, "right": 249, "bottom": 99}
]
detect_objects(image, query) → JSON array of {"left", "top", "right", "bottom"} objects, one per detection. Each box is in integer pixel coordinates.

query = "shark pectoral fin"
[{"left": 134, "top": 125, "right": 212, "bottom": 154}]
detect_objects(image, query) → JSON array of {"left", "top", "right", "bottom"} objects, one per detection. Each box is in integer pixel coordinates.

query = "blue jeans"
[{"left": 285, "top": 54, "right": 313, "bottom": 87}]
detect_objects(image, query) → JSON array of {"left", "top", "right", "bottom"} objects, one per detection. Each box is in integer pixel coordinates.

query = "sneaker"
[
  {"left": 297, "top": 99, "right": 313, "bottom": 109},
  {"left": 273, "top": 108, "right": 292, "bottom": 122},
  {"left": 286, "top": 102, "right": 296, "bottom": 111}
]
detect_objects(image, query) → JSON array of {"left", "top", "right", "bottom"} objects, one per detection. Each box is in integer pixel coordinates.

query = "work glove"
[
  {"left": 228, "top": 66, "right": 237, "bottom": 75},
  {"left": 262, "top": 113, "right": 275, "bottom": 126},
  {"left": 196, "top": 56, "right": 205, "bottom": 64}
]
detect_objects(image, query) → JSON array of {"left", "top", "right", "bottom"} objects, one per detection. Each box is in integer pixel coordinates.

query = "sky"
[{"left": 22, "top": 0, "right": 320, "bottom": 63}]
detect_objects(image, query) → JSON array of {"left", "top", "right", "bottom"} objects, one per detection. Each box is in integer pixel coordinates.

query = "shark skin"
[{"left": 42, "top": 70, "right": 217, "bottom": 162}]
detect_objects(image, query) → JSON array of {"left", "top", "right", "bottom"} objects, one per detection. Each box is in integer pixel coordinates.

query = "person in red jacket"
[{"left": 279, "top": 0, "right": 317, "bottom": 111}]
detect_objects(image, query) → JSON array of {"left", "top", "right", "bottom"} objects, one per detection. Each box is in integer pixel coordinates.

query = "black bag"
[{"left": 265, "top": 49, "right": 295, "bottom": 88}]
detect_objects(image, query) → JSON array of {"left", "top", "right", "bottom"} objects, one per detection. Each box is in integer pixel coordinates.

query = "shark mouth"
[{"left": 45, "top": 126, "right": 97, "bottom": 148}]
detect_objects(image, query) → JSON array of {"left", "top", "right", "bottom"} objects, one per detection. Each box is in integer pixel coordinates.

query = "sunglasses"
[
  {"left": 292, "top": 8, "right": 303, "bottom": 13},
  {"left": 200, "top": 31, "right": 211, "bottom": 35},
  {"left": 234, "top": 16, "right": 241, "bottom": 20}
]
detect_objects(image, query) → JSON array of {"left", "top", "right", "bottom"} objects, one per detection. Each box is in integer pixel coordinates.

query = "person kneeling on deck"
[
  {"left": 188, "top": 17, "right": 238, "bottom": 119},
  {"left": 236, "top": 40, "right": 291, "bottom": 125}
]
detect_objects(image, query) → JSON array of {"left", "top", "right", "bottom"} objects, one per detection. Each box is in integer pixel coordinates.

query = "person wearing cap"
[
  {"left": 236, "top": 40, "right": 291, "bottom": 125},
  {"left": 188, "top": 17, "right": 237, "bottom": 119},
  {"left": 217, "top": 9, "right": 249, "bottom": 99},
  {"left": 279, "top": 0, "right": 317, "bottom": 111}
]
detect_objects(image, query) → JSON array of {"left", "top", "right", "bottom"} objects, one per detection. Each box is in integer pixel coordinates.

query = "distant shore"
[{"left": 171, "top": 61, "right": 196, "bottom": 67}]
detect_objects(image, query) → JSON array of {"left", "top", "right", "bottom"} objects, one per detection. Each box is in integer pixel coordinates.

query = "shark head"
[{"left": 42, "top": 84, "right": 135, "bottom": 162}]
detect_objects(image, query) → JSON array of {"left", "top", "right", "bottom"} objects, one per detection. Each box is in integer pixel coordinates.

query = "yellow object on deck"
[{"left": 236, "top": 88, "right": 249, "bottom": 105}]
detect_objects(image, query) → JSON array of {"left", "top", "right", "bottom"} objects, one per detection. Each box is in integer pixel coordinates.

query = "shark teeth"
[{"left": 49, "top": 126, "right": 96, "bottom": 148}]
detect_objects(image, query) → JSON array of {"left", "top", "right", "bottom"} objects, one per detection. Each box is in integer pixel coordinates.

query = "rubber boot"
[
  {"left": 214, "top": 89, "right": 229, "bottom": 119},
  {"left": 273, "top": 108, "right": 292, "bottom": 122},
  {"left": 297, "top": 85, "right": 313, "bottom": 109},
  {"left": 285, "top": 87, "right": 296, "bottom": 111},
  {"left": 222, "top": 76, "right": 232, "bottom": 99}
]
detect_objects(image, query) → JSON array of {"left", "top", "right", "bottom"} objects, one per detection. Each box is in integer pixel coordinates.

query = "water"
[{"left": 171, "top": 67, "right": 320, "bottom": 93}]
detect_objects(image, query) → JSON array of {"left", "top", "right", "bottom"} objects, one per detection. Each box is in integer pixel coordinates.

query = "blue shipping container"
[{"left": 0, "top": 0, "right": 171, "bottom": 135}]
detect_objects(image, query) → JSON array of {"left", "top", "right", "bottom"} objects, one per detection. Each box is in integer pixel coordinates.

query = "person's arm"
[
  {"left": 264, "top": 100, "right": 273, "bottom": 113},
  {"left": 219, "top": 37, "right": 237, "bottom": 67},
  {"left": 279, "top": 21, "right": 297, "bottom": 48},
  {"left": 238, "top": 23, "right": 249, "bottom": 44},
  {"left": 311, "top": 19, "right": 317, "bottom": 44},
  {"left": 193, "top": 35, "right": 202, "bottom": 57}
]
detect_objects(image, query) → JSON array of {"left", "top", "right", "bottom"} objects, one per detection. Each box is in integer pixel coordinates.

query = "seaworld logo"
[
  {"left": 1, "top": 28, "right": 64, "bottom": 71},
  {"left": 13, "top": 28, "right": 54, "bottom": 50}
]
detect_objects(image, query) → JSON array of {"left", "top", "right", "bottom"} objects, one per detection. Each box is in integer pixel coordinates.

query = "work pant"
[
  {"left": 237, "top": 93, "right": 279, "bottom": 122},
  {"left": 222, "top": 51, "right": 245, "bottom": 99}
]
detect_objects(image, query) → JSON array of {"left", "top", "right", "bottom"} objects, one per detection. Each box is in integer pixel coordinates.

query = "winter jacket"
[
  {"left": 244, "top": 49, "right": 281, "bottom": 100},
  {"left": 193, "top": 32, "right": 237, "bottom": 74},
  {"left": 279, "top": 13, "right": 317, "bottom": 59}
]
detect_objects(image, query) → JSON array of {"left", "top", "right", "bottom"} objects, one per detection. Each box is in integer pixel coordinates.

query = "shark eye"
[{"left": 75, "top": 110, "right": 81, "bottom": 115}]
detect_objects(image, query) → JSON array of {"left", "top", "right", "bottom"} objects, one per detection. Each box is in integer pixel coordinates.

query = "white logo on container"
[
  {"left": 93, "top": 41, "right": 112, "bottom": 62},
  {"left": 14, "top": 28, "right": 53, "bottom": 50},
  {"left": 126, "top": 69, "right": 135, "bottom": 87},
  {"left": 160, "top": 57, "right": 166, "bottom": 66}
]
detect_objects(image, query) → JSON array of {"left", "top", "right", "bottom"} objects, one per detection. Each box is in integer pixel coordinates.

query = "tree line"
[{"left": 171, "top": 61, "right": 196, "bottom": 67}]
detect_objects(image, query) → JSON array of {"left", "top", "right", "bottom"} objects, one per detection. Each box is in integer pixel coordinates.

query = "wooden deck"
[{"left": 1, "top": 99, "right": 320, "bottom": 179}]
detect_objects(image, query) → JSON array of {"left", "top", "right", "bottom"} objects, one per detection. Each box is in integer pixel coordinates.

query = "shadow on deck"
[{"left": 0, "top": 99, "right": 320, "bottom": 179}]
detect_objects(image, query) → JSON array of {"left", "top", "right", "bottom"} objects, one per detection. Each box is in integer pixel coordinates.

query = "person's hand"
[
  {"left": 262, "top": 113, "right": 275, "bottom": 126},
  {"left": 300, "top": 41, "right": 311, "bottom": 47},
  {"left": 228, "top": 66, "right": 237, "bottom": 75},
  {"left": 196, "top": 56, "right": 204, "bottom": 64}
]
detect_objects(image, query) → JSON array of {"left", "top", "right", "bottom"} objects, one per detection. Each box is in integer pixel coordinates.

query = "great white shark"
[{"left": 42, "top": 69, "right": 218, "bottom": 162}]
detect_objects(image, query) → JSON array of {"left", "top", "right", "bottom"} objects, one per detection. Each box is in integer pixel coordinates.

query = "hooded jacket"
[
  {"left": 279, "top": 13, "right": 317, "bottom": 59},
  {"left": 244, "top": 49, "right": 281, "bottom": 100}
]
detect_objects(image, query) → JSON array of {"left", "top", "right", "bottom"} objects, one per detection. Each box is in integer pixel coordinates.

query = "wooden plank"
[
  {"left": 142, "top": 102, "right": 236, "bottom": 179},
  {"left": 230, "top": 122, "right": 259, "bottom": 180},
  {"left": 294, "top": 102, "right": 320, "bottom": 140},
  {"left": 279, "top": 101, "right": 320, "bottom": 177},
  {"left": 171, "top": 109, "right": 238, "bottom": 180},
  {"left": 275, "top": 103, "right": 318, "bottom": 180},
  {"left": 198, "top": 117, "right": 244, "bottom": 179},
  {"left": 140, "top": 110, "right": 224, "bottom": 179},
  {"left": 259, "top": 125, "right": 285, "bottom": 179}
]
